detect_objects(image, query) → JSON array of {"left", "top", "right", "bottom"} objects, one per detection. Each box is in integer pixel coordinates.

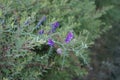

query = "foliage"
[
  {"left": 0, "top": 0, "right": 110, "bottom": 80},
  {"left": 95, "top": 0, "right": 120, "bottom": 24}
]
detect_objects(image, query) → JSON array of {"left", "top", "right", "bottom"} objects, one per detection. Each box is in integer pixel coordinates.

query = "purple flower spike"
[
  {"left": 65, "top": 31, "right": 74, "bottom": 43},
  {"left": 36, "top": 16, "right": 46, "bottom": 28},
  {"left": 51, "top": 21, "right": 60, "bottom": 32},
  {"left": 38, "top": 29, "right": 44, "bottom": 35},
  {"left": 48, "top": 39, "right": 54, "bottom": 46},
  {"left": 56, "top": 48, "right": 62, "bottom": 55}
]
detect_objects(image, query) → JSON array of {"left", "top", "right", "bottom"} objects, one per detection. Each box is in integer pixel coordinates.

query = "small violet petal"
[
  {"left": 38, "top": 29, "right": 44, "bottom": 35},
  {"left": 48, "top": 39, "right": 54, "bottom": 46},
  {"left": 51, "top": 21, "right": 60, "bottom": 32},
  {"left": 65, "top": 31, "right": 74, "bottom": 43}
]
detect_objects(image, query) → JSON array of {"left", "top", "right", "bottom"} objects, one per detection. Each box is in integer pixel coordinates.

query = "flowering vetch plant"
[
  {"left": 0, "top": 0, "right": 111, "bottom": 80},
  {"left": 65, "top": 31, "right": 74, "bottom": 43}
]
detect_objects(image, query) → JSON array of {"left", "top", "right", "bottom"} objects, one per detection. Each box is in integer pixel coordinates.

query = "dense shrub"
[
  {"left": 95, "top": 0, "right": 120, "bottom": 24},
  {"left": 0, "top": 0, "right": 110, "bottom": 80}
]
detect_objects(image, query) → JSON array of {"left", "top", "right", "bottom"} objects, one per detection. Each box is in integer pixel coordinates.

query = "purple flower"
[
  {"left": 65, "top": 31, "right": 74, "bottom": 43},
  {"left": 52, "top": 21, "right": 60, "bottom": 28},
  {"left": 36, "top": 16, "right": 46, "bottom": 28},
  {"left": 51, "top": 21, "right": 60, "bottom": 32},
  {"left": 38, "top": 29, "right": 44, "bottom": 35},
  {"left": 56, "top": 48, "right": 62, "bottom": 55},
  {"left": 47, "top": 39, "right": 54, "bottom": 46}
]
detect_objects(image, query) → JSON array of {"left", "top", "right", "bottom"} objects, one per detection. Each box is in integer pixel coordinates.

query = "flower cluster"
[{"left": 36, "top": 16, "right": 74, "bottom": 55}]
